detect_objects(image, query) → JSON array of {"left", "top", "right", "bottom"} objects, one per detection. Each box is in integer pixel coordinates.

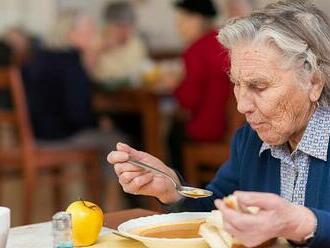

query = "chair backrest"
[{"left": 0, "top": 67, "right": 34, "bottom": 151}]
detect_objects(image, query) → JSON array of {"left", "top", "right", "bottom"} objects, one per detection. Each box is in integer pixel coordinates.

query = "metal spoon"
[
  {"left": 112, "top": 230, "right": 140, "bottom": 241},
  {"left": 127, "top": 159, "right": 213, "bottom": 199}
]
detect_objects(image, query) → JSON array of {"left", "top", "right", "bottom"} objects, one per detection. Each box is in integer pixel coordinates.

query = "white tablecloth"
[{"left": 7, "top": 222, "right": 111, "bottom": 248}]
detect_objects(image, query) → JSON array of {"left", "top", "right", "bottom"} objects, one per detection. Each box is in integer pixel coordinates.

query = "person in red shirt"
[{"left": 168, "top": 0, "right": 232, "bottom": 174}]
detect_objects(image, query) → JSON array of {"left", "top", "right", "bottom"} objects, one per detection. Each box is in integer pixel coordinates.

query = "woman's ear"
[{"left": 309, "top": 72, "right": 324, "bottom": 102}]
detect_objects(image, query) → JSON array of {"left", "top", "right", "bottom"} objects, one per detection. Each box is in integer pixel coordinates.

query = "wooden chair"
[
  {"left": 0, "top": 67, "right": 102, "bottom": 224},
  {"left": 183, "top": 94, "right": 245, "bottom": 187}
]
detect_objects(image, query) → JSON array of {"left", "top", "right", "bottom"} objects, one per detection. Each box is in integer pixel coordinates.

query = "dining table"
[
  {"left": 7, "top": 208, "right": 157, "bottom": 248},
  {"left": 7, "top": 208, "right": 291, "bottom": 248}
]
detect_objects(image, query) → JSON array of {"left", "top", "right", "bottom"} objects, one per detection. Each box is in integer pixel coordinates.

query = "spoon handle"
[
  {"left": 112, "top": 230, "right": 138, "bottom": 241},
  {"left": 128, "top": 159, "right": 180, "bottom": 189}
]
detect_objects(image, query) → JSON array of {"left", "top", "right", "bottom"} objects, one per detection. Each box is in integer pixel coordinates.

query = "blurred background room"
[{"left": 0, "top": 0, "right": 329, "bottom": 227}]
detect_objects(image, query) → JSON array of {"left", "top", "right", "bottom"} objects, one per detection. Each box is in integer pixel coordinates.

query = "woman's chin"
[{"left": 256, "top": 131, "right": 285, "bottom": 145}]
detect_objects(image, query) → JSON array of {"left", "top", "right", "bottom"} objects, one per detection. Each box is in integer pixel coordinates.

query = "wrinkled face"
[{"left": 230, "top": 44, "right": 315, "bottom": 145}]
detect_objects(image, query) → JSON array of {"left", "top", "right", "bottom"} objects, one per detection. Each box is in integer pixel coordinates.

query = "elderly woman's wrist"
[
  {"left": 158, "top": 191, "right": 183, "bottom": 205},
  {"left": 282, "top": 205, "right": 317, "bottom": 242},
  {"left": 157, "top": 168, "right": 185, "bottom": 204}
]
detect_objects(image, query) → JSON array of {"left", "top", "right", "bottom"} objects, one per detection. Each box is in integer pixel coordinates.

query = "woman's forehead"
[
  {"left": 230, "top": 69, "right": 276, "bottom": 84},
  {"left": 230, "top": 45, "right": 283, "bottom": 78},
  {"left": 231, "top": 44, "right": 281, "bottom": 63}
]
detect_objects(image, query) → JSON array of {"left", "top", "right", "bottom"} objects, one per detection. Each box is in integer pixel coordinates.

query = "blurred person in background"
[
  {"left": 168, "top": 0, "right": 232, "bottom": 174},
  {"left": 93, "top": 1, "right": 148, "bottom": 87},
  {"left": 93, "top": 1, "right": 149, "bottom": 151},
  {"left": 42, "top": 12, "right": 99, "bottom": 76},
  {"left": 226, "top": 0, "right": 255, "bottom": 18},
  {"left": 22, "top": 11, "right": 127, "bottom": 211}
]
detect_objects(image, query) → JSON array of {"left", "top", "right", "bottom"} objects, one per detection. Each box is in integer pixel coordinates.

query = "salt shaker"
[{"left": 52, "top": 211, "right": 74, "bottom": 248}]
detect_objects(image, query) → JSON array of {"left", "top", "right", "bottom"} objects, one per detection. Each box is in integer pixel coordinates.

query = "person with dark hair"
[{"left": 168, "top": 0, "right": 232, "bottom": 174}]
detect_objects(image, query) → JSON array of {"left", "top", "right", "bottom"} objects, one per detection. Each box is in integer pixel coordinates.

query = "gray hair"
[
  {"left": 103, "top": 1, "right": 136, "bottom": 25},
  {"left": 218, "top": 0, "right": 330, "bottom": 107}
]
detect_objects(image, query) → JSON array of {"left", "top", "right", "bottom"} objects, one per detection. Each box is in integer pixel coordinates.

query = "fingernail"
[
  {"left": 117, "top": 142, "right": 127, "bottom": 150},
  {"left": 106, "top": 153, "right": 111, "bottom": 162},
  {"left": 233, "top": 191, "right": 244, "bottom": 201},
  {"left": 237, "top": 194, "right": 247, "bottom": 202},
  {"left": 214, "top": 199, "right": 221, "bottom": 207}
]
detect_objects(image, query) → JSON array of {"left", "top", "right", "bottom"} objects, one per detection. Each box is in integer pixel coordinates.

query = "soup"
[
  {"left": 180, "top": 189, "right": 210, "bottom": 198},
  {"left": 135, "top": 219, "right": 205, "bottom": 239}
]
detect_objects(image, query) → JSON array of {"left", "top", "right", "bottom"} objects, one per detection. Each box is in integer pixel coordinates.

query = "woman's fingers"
[
  {"left": 107, "top": 143, "right": 174, "bottom": 199},
  {"left": 215, "top": 199, "right": 270, "bottom": 247},
  {"left": 113, "top": 163, "right": 144, "bottom": 176},
  {"left": 116, "top": 142, "right": 145, "bottom": 160},
  {"left": 121, "top": 172, "right": 154, "bottom": 194},
  {"left": 107, "top": 150, "right": 129, "bottom": 164},
  {"left": 215, "top": 200, "right": 248, "bottom": 231},
  {"left": 107, "top": 142, "right": 142, "bottom": 165},
  {"left": 118, "top": 171, "right": 149, "bottom": 185},
  {"left": 222, "top": 219, "right": 241, "bottom": 238},
  {"left": 233, "top": 191, "right": 282, "bottom": 210}
]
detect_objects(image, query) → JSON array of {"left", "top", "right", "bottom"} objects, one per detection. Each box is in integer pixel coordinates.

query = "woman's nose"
[{"left": 235, "top": 87, "right": 255, "bottom": 114}]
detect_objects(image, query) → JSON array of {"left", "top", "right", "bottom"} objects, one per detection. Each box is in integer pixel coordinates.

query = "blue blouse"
[
  {"left": 172, "top": 110, "right": 330, "bottom": 247},
  {"left": 259, "top": 106, "right": 330, "bottom": 206}
]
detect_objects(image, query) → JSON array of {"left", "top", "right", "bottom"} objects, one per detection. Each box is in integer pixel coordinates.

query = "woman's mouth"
[{"left": 249, "top": 122, "right": 264, "bottom": 129}]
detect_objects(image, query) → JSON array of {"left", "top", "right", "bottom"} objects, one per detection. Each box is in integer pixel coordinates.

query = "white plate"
[{"left": 118, "top": 212, "right": 211, "bottom": 248}]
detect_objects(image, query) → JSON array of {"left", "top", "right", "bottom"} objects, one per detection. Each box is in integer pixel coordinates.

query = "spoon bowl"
[
  {"left": 178, "top": 186, "right": 213, "bottom": 199},
  {"left": 127, "top": 159, "right": 213, "bottom": 199}
]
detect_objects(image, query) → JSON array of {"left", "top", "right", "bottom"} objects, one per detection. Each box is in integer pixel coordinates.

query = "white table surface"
[{"left": 7, "top": 222, "right": 111, "bottom": 248}]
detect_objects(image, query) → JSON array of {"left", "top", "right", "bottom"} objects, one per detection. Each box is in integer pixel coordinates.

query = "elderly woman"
[{"left": 108, "top": 1, "right": 330, "bottom": 247}]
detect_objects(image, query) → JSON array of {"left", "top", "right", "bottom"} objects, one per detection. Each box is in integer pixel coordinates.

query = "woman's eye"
[{"left": 251, "top": 84, "right": 267, "bottom": 91}]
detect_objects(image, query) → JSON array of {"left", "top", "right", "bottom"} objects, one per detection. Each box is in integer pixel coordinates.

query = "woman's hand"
[
  {"left": 215, "top": 191, "right": 317, "bottom": 247},
  {"left": 107, "top": 142, "right": 182, "bottom": 204}
]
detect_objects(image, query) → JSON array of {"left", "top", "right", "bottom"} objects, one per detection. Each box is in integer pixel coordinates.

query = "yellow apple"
[{"left": 66, "top": 200, "right": 104, "bottom": 246}]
